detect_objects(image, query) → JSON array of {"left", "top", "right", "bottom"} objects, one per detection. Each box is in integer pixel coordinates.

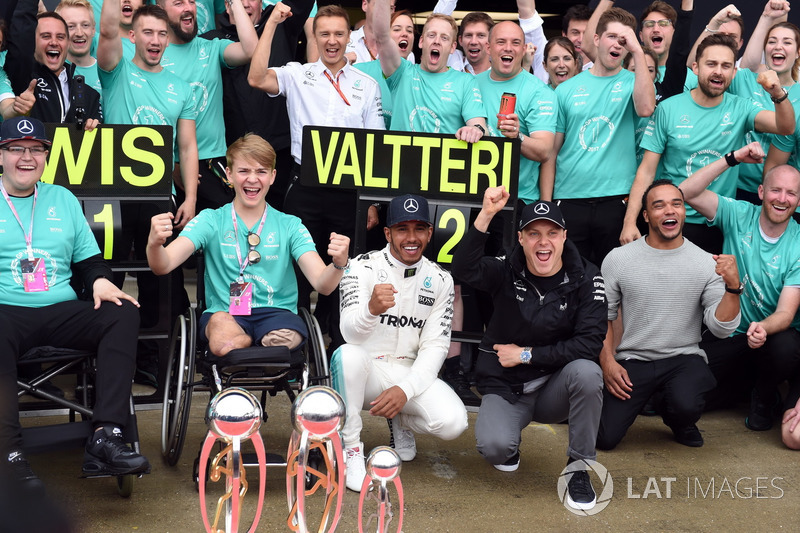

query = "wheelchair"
[
  {"left": 159, "top": 254, "right": 331, "bottom": 485},
  {"left": 18, "top": 347, "right": 144, "bottom": 498}
]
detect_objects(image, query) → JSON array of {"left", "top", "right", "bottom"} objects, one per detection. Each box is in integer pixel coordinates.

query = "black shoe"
[
  {"left": 493, "top": 451, "right": 520, "bottom": 472},
  {"left": 82, "top": 427, "right": 151, "bottom": 476},
  {"left": 443, "top": 370, "right": 481, "bottom": 407},
  {"left": 7, "top": 450, "right": 46, "bottom": 495},
  {"left": 670, "top": 424, "right": 704, "bottom": 447},
  {"left": 745, "top": 389, "right": 781, "bottom": 431},
  {"left": 566, "top": 469, "right": 596, "bottom": 510}
]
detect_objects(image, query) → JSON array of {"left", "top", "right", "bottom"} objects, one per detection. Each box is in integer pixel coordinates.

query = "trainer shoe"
[
  {"left": 669, "top": 423, "right": 704, "bottom": 447},
  {"left": 345, "top": 444, "right": 367, "bottom": 492},
  {"left": 388, "top": 419, "right": 416, "bottom": 461},
  {"left": 745, "top": 389, "right": 781, "bottom": 431},
  {"left": 493, "top": 451, "right": 520, "bottom": 472},
  {"left": 7, "top": 450, "right": 45, "bottom": 495},
  {"left": 82, "top": 426, "right": 150, "bottom": 476},
  {"left": 566, "top": 469, "right": 596, "bottom": 511}
]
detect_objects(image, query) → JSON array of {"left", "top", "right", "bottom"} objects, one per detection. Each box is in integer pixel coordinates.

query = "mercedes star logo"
[
  {"left": 403, "top": 198, "right": 419, "bottom": 213},
  {"left": 533, "top": 203, "right": 550, "bottom": 215},
  {"left": 17, "top": 120, "right": 35, "bottom": 135}
]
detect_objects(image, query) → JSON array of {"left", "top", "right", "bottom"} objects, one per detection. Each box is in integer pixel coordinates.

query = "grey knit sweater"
[{"left": 601, "top": 237, "right": 740, "bottom": 363}]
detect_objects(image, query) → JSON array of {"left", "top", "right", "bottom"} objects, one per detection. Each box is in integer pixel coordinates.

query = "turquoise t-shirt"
[
  {"left": 771, "top": 90, "right": 800, "bottom": 169},
  {"left": 196, "top": 0, "right": 226, "bottom": 35},
  {"left": 263, "top": 0, "right": 317, "bottom": 16},
  {"left": 98, "top": 58, "right": 195, "bottom": 162},
  {"left": 386, "top": 61, "right": 485, "bottom": 134},
  {"left": 180, "top": 203, "right": 317, "bottom": 314},
  {"left": 474, "top": 69, "right": 556, "bottom": 203},
  {"left": 0, "top": 182, "right": 100, "bottom": 307},
  {"left": 727, "top": 69, "right": 800, "bottom": 193},
  {"left": 161, "top": 37, "right": 233, "bottom": 159},
  {"left": 640, "top": 90, "right": 761, "bottom": 223},
  {"left": 0, "top": 68, "right": 12, "bottom": 112},
  {"left": 712, "top": 196, "right": 800, "bottom": 332},
  {"left": 357, "top": 59, "right": 392, "bottom": 129},
  {"left": 554, "top": 69, "right": 639, "bottom": 199}
]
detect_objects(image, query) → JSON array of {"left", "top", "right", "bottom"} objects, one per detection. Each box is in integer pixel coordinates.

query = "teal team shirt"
[
  {"left": 386, "top": 61, "right": 485, "bottom": 134},
  {"left": 180, "top": 204, "right": 317, "bottom": 315},
  {"left": 358, "top": 60, "right": 393, "bottom": 129},
  {"left": 161, "top": 37, "right": 233, "bottom": 159},
  {"left": 72, "top": 61, "right": 103, "bottom": 103},
  {"left": 726, "top": 69, "right": 800, "bottom": 193},
  {"left": 554, "top": 69, "right": 639, "bottom": 199},
  {"left": 640, "top": 91, "right": 761, "bottom": 223},
  {"left": 474, "top": 69, "right": 556, "bottom": 204},
  {"left": 711, "top": 196, "right": 800, "bottom": 333},
  {"left": 771, "top": 89, "right": 800, "bottom": 169},
  {"left": 98, "top": 58, "right": 195, "bottom": 161},
  {"left": 0, "top": 182, "right": 100, "bottom": 308}
]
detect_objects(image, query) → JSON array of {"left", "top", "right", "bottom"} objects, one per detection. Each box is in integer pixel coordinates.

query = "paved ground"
[{"left": 18, "top": 393, "right": 800, "bottom": 533}]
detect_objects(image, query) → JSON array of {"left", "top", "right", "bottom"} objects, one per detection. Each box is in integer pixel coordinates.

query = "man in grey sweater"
[{"left": 597, "top": 179, "right": 742, "bottom": 450}]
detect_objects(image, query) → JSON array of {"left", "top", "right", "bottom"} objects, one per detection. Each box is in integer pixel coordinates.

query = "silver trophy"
[
  {"left": 286, "top": 386, "right": 346, "bottom": 532},
  {"left": 358, "top": 446, "right": 404, "bottom": 533},
  {"left": 198, "top": 387, "right": 267, "bottom": 533}
]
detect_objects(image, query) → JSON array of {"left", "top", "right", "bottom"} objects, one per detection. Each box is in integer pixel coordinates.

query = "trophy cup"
[
  {"left": 286, "top": 386, "right": 346, "bottom": 532},
  {"left": 358, "top": 446, "right": 404, "bottom": 533},
  {"left": 198, "top": 387, "right": 267, "bottom": 533}
]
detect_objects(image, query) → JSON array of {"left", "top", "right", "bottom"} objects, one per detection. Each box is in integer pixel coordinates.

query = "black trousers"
[
  {"left": 703, "top": 329, "right": 800, "bottom": 409},
  {"left": 557, "top": 195, "right": 627, "bottom": 267},
  {"left": 0, "top": 300, "right": 139, "bottom": 453},
  {"left": 596, "top": 354, "right": 716, "bottom": 450},
  {"left": 284, "top": 170, "right": 356, "bottom": 348}
]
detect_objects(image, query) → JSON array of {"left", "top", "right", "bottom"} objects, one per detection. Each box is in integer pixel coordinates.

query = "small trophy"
[
  {"left": 286, "top": 386, "right": 347, "bottom": 533},
  {"left": 198, "top": 387, "right": 267, "bottom": 533},
  {"left": 358, "top": 446, "right": 404, "bottom": 533}
]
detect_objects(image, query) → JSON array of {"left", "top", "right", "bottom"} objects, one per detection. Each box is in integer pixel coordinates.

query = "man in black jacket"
[
  {"left": 201, "top": 0, "right": 312, "bottom": 210},
  {"left": 5, "top": 2, "right": 101, "bottom": 129},
  {"left": 452, "top": 186, "right": 606, "bottom": 512}
]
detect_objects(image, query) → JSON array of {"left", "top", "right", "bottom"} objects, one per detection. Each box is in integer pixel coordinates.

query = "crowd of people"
[{"left": 2, "top": 0, "right": 800, "bottom": 515}]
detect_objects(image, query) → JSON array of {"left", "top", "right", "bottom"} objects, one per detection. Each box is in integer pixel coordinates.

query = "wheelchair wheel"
[
  {"left": 161, "top": 309, "right": 196, "bottom": 466},
  {"left": 117, "top": 474, "right": 134, "bottom": 498},
  {"left": 299, "top": 308, "right": 330, "bottom": 387}
]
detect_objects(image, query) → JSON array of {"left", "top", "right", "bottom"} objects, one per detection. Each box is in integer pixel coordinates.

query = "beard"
[
  {"left": 697, "top": 76, "right": 729, "bottom": 99},
  {"left": 169, "top": 18, "right": 197, "bottom": 43}
]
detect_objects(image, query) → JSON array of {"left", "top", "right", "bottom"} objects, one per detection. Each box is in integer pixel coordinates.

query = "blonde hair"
[
  {"left": 54, "top": 0, "right": 95, "bottom": 26},
  {"left": 423, "top": 13, "right": 457, "bottom": 41},
  {"left": 226, "top": 133, "right": 276, "bottom": 171}
]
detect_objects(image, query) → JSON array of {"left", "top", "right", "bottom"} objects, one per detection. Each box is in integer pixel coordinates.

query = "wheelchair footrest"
[
  {"left": 215, "top": 346, "right": 301, "bottom": 373},
  {"left": 21, "top": 420, "right": 93, "bottom": 454}
]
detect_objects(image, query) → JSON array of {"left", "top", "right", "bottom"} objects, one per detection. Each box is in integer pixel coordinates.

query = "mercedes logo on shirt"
[
  {"left": 533, "top": 203, "right": 550, "bottom": 215},
  {"left": 17, "top": 120, "right": 35, "bottom": 135},
  {"left": 404, "top": 198, "right": 419, "bottom": 213}
]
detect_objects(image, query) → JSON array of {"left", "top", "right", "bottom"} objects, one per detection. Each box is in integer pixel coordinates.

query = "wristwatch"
[
  {"left": 520, "top": 347, "right": 532, "bottom": 364},
  {"left": 473, "top": 124, "right": 486, "bottom": 134},
  {"left": 772, "top": 88, "right": 789, "bottom": 104},
  {"left": 725, "top": 283, "right": 744, "bottom": 295}
]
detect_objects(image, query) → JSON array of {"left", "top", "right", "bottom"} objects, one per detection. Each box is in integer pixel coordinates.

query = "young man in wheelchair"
[
  {"left": 146, "top": 133, "right": 350, "bottom": 355},
  {"left": 0, "top": 117, "right": 150, "bottom": 492}
]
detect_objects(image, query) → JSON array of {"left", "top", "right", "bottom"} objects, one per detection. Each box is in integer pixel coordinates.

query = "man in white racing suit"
[{"left": 331, "top": 193, "right": 468, "bottom": 492}]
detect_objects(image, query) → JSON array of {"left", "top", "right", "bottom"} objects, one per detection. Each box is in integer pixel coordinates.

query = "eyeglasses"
[
  {"left": 246, "top": 232, "right": 261, "bottom": 265},
  {"left": 1, "top": 145, "right": 49, "bottom": 156},
  {"left": 642, "top": 19, "right": 673, "bottom": 28}
]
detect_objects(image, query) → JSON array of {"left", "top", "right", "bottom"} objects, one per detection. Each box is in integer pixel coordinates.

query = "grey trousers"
[{"left": 475, "top": 359, "right": 603, "bottom": 465}]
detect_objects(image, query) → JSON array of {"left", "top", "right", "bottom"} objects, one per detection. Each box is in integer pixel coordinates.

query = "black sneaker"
[
  {"left": 670, "top": 423, "right": 704, "bottom": 447},
  {"left": 82, "top": 427, "right": 151, "bottom": 476},
  {"left": 443, "top": 370, "right": 481, "bottom": 407},
  {"left": 745, "top": 389, "right": 781, "bottom": 431},
  {"left": 7, "top": 450, "right": 45, "bottom": 495},
  {"left": 566, "top": 469, "right": 596, "bottom": 510},
  {"left": 493, "top": 451, "right": 520, "bottom": 472}
]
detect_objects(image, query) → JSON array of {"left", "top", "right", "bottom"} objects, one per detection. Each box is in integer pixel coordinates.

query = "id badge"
[
  {"left": 229, "top": 281, "right": 253, "bottom": 315},
  {"left": 21, "top": 258, "right": 49, "bottom": 292}
]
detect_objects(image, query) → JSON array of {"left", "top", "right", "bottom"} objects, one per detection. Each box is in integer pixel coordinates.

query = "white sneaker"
[
  {"left": 390, "top": 419, "right": 417, "bottom": 462},
  {"left": 345, "top": 444, "right": 366, "bottom": 492}
]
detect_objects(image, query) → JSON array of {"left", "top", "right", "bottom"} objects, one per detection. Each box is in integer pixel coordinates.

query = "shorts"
[{"left": 199, "top": 307, "right": 308, "bottom": 346}]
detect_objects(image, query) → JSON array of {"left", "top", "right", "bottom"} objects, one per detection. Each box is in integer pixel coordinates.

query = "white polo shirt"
[{"left": 272, "top": 60, "right": 385, "bottom": 165}]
